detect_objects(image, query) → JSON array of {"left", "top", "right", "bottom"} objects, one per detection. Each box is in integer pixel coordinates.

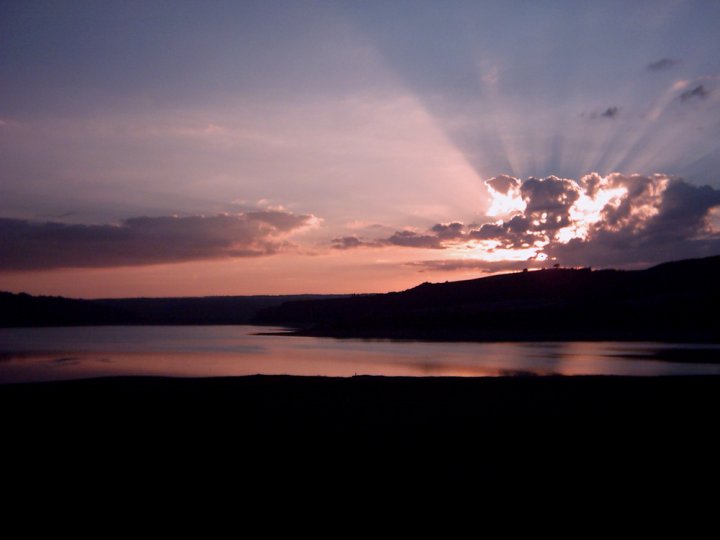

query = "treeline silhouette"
[
  {"left": 257, "top": 255, "right": 720, "bottom": 342},
  {"left": 0, "top": 293, "right": 345, "bottom": 327}
]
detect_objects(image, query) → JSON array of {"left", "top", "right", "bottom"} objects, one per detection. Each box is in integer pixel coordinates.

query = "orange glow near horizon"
[{"left": 0, "top": 171, "right": 710, "bottom": 298}]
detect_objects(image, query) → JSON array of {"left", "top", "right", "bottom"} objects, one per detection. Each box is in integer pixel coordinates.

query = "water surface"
[{"left": 1, "top": 325, "right": 719, "bottom": 383}]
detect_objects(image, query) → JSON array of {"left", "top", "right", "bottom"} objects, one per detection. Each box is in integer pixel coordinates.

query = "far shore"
[{"left": 253, "top": 327, "right": 720, "bottom": 351}]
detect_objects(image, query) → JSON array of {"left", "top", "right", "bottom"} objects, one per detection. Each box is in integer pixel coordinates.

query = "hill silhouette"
[
  {"left": 0, "top": 293, "right": 345, "bottom": 327},
  {"left": 4, "top": 255, "right": 719, "bottom": 341},
  {"left": 257, "top": 255, "right": 720, "bottom": 342}
]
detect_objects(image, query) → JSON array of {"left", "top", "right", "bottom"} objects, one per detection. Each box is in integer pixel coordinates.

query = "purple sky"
[{"left": 2, "top": 1, "right": 720, "bottom": 297}]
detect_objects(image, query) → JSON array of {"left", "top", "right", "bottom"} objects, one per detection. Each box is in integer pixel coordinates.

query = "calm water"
[{"left": 1, "top": 325, "right": 719, "bottom": 383}]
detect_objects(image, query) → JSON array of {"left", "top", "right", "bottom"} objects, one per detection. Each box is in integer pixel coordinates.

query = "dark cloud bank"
[
  {"left": 0, "top": 210, "right": 315, "bottom": 270},
  {"left": 338, "top": 173, "right": 720, "bottom": 272}
]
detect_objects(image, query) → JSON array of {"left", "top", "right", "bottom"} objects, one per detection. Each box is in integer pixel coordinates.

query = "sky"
[{"left": 2, "top": 0, "right": 720, "bottom": 297}]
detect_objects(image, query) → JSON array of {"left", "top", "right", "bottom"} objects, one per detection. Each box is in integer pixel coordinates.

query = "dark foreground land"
[{"left": 3, "top": 375, "right": 719, "bottom": 497}]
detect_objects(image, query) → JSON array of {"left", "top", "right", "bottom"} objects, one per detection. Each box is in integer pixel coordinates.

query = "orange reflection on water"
[
  {"left": 0, "top": 349, "right": 507, "bottom": 383},
  {"left": 1, "top": 326, "right": 719, "bottom": 384}
]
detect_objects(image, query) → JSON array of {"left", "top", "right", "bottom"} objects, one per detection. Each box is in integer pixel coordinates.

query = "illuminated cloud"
[
  {"left": 407, "top": 259, "right": 543, "bottom": 273},
  {"left": 548, "top": 177, "right": 720, "bottom": 267},
  {"left": 0, "top": 211, "right": 317, "bottom": 270},
  {"left": 647, "top": 58, "right": 679, "bottom": 72},
  {"left": 331, "top": 172, "right": 720, "bottom": 273},
  {"left": 383, "top": 173, "right": 720, "bottom": 272},
  {"left": 485, "top": 175, "right": 521, "bottom": 195},
  {"left": 468, "top": 217, "right": 537, "bottom": 247},
  {"left": 472, "top": 173, "right": 720, "bottom": 266},
  {"left": 484, "top": 175, "right": 525, "bottom": 216},
  {"left": 521, "top": 176, "right": 581, "bottom": 230},
  {"left": 244, "top": 210, "right": 316, "bottom": 232}
]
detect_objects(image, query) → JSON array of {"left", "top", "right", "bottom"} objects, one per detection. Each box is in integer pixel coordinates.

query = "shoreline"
[{"left": 255, "top": 327, "right": 720, "bottom": 345}]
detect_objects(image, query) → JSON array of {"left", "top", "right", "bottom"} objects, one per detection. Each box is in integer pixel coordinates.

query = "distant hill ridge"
[
  {"left": 3, "top": 255, "right": 719, "bottom": 341},
  {"left": 256, "top": 255, "right": 720, "bottom": 342},
  {"left": 0, "top": 293, "right": 347, "bottom": 327}
]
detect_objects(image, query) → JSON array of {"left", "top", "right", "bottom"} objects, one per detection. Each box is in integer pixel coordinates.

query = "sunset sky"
[{"left": 2, "top": 0, "right": 720, "bottom": 297}]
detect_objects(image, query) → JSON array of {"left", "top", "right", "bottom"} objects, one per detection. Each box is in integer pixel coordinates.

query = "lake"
[{"left": 1, "top": 325, "right": 719, "bottom": 383}]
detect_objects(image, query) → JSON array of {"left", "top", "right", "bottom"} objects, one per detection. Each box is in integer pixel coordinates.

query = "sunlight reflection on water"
[{"left": 1, "top": 325, "right": 719, "bottom": 383}]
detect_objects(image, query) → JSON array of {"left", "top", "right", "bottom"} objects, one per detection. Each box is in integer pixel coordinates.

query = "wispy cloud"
[
  {"left": 600, "top": 106, "right": 620, "bottom": 119},
  {"left": 331, "top": 226, "right": 463, "bottom": 251},
  {"left": 331, "top": 236, "right": 379, "bottom": 250},
  {"left": 406, "top": 259, "right": 541, "bottom": 273},
  {"left": 647, "top": 58, "right": 679, "bottom": 72},
  {"left": 383, "top": 230, "right": 444, "bottom": 249},
  {"left": 583, "top": 106, "right": 621, "bottom": 120},
  {"left": 680, "top": 84, "right": 710, "bottom": 102}
]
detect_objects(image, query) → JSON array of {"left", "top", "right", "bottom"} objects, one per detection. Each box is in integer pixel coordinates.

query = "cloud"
[
  {"left": 680, "top": 85, "right": 710, "bottom": 102},
  {"left": 468, "top": 217, "right": 537, "bottom": 247},
  {"left": 331, "top": 225, "right": 462, "bottom": 251},
  {"left": 380, "top": 223, "right": 470, "bottom": 249},
  {"left": 472, "top": 173, "right": 720, "bottom": 269},
  {"left": 550, "top": 178, "right": 720, "bottom": 267},
  {"left": 647, "top": 58, "right": 679, "bottom": 72},
  {"left": 344, "top": 220, "right": 386, "bottom": 231},
  {"left": 485, "top": 175, "right": 521, "bottom": 195},
  {"left": 383, "top": 230, "right": 444, "bottom": 249},
  {"left": 583, "top": 107, "right": 621, "bottom": 120},
  {"left": 244, "top": 210, "right": 315, "bottom": 232},
  {"left": 484, "top": 175, "right": 525, "bottom": 216},
  {"left": 431, "top": 222, "right": 465, "bottom": 240},
  {"left": 49, "top": 356, "right": 81, "bottom": 366},
  {"left": 331, "top": 236, "right": 378, "bottom": 250},
  {"left": 0, "top": 210, "right": 317, "bottom": 270},
  {"left": 387, "top": 173, "right": 720, "bottom": 272},
  {"left": 600, "top": 106, "right": 620, "bottom": 119},
  {"left": 329, "top": 172, "right": 720, "bottom": 274},
  {"left": 521, "top": 176, "right": 581, "bottom": 230},
  {"left": 406, "top": 259, "right": 543, "bottom": 273}
]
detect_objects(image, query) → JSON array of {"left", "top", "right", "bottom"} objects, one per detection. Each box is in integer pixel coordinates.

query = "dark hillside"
[
  {"left": 0, "top": 292, "right": 346, "bottom": 327},
  {"left": 257, "top": 255, "right": 720, "bottom": 341}
]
